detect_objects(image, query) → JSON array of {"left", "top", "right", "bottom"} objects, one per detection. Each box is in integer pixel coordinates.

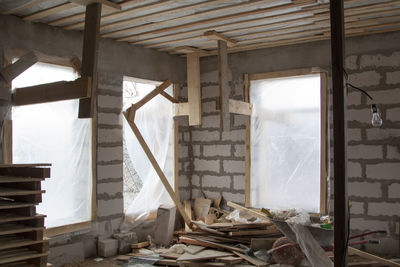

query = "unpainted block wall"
[{"left": 178, "top": 32, "right": 400, "bottom": 256}]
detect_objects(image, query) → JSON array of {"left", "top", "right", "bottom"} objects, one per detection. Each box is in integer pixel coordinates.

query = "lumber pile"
[{"left": 0, "top": 164, "right": 51, "bottom": 267}]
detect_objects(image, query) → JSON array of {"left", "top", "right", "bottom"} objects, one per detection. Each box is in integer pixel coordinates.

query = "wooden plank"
[
  {"left": 2, "top": 120, "right": 12, "bottom": 164},
  {"left": 160, "top": 90, "right": 179, "bottom": 103},
  {"left": 12, "top": 77, "right": 91, "bottom": 106},
  {"left": 0, "top": 200, "right": 36, "bottom": 210},
  {"left": 0, "top": 187, "right": 44, "bottom": 197},
  {"left": 0, "top": 238, "right": 46, "bottom": 250},
  {"left": 0, "top": 249, "right": 48, "bottom": 265},
  {"left": 320, "top": 71, "right": 328, "bottom": 215},
  {"left": 0, "top": 51, "right": 38, "bottom": 83},
  {"left": 184, "top": 200, "right": 192, "bottom": 232},
  {"left": 228, "top": 229, "right": 279, "bottom": 237},
  {"left": 179, "top": 236, "right": 245, "bottom": 253},
  {"left": 131, "top": 241, "right": 150, "bottom": 249},
  {"left": 123, "top": 113, "right": 193, "bottom": 228},
  {"left": 0, "top": 167, "right": 50, "bottom": 178},
  {"left": 0, "top": 164, "right": 51, "bottom": 168},
  {"left": 0, "top": 224, "right": 43, "bottom": 236},
  {"left": 23, "top": 3, "right": 78, "bottom": 21},
  {"left": 185, "top": 245, "right": 206, "bottom": 255},
  {"left": 177, "top": 249, "right": 233, "bottom": 262},
  {"left": 79, "top": 3, "right": 102, "bottom": 118},
  {"left": 44, "top": 221, "right": 91, "bottom": 237},
  {"left": 218, "top": 40, "right": 229, "bottom": 131},
  {"left": 187, "top": 53, "right": 201, "bottom": 126},
  {"left": 173, "top": 84, "right": 179, "bottom": 197},
  {"left": 216, "top": 256, "right": 243, "bottom": 264},
  {"left": 233, "top": 251, "right": 268, "bottom": 267},
  {"left": 69, "top": 0, "right": 121, "bottom": 11},
  {"left": 0, "top": 214, "right": 45, "bottom": 224},
  {"left": 174, "top": 103, "right": 189, "bottom": 117},
  {"left": 250, "top": 67, "right": 316, "bottom": 81},
  {"left": 174, "top": 46, "right": 207, "bottom": 54},
  {"left": 244, "top": 74, "right": 251, "bottom": 207},
  {"left": 229, "top": 99, "right": 252, "bottom": 116},
  {"left": 0, "top": 177, "right": 44, "bottom": 183},
  {"left": 348, "top": 247, "right": 400, "bottom": 267},
  {"left": 227, "top": 201, "right": 270, "bottom": 222},
  {"left": 204, "top": 31, "right": 236, "bottom": 47},
  {"left": 132, "top": 80, "right": 172, "bottom": 112},
  {"left": 3, "top": 0, "right": 48, "bottom": 15}
]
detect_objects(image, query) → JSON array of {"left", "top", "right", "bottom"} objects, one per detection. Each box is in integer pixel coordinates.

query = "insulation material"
[
  {"left": 122, "top": 81, "right": 174, "bottom": 228},
  {"left": 250, "top": 74, "right": 322, "bottom": 213},
  {"left": 12, "top": 63, "right": 92, "bottom": 228}
]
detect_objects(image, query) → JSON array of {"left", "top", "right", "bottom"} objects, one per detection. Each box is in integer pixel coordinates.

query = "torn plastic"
[
  {"left": 250, "top": 75, "right": 323, "bottom": 213},
  {"left": 226, "top": 209, "right": 264, "bottom": 224},
  {"left": 12, "top": 63, "right": 92, "bottom": 228},
  {"left": 285, "top": 211, "right": 333, "bottom": 267},
  {"left": 121, "top": 80, "right": 175, "bottom": 229}
]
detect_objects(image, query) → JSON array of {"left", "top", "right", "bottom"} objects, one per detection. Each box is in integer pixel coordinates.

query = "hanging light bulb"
[{"left": 371, "top": 104, "right": 383, "bottom": 127}]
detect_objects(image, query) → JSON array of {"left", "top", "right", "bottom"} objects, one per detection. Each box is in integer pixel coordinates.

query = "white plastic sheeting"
[
  {"left": 250, "top": 74, "right": 322, "bottom": 213},
  {"left": 12, "top": 62, "right": 92, "bottom": 228},
  {"left": 122, "top": 79, "right": 174, "bottom": 229}
]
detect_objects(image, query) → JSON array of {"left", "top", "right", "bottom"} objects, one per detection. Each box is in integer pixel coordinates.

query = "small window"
[
  {"left": 249, "top": 69, "right": 328, "bottom": 213},
  {"left": 122, "top": 77, "right": 175, "bottom": 223},
  {"left": 12, "top": 62, "right": 92, "bottom": 228}
]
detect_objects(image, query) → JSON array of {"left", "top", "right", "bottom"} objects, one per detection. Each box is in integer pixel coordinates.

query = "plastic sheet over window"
[
  {"left": 12, "top": 63, "right": 92, "bottom": 228},
  {"left": 122, "top": 79, "right": 174, "bottom": 229},
  {"left": 250, "top": 74, "right": 322, "bottom": 213}
]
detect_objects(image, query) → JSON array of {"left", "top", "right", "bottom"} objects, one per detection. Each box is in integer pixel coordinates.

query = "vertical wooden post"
[
  {"left": 330, "top": 1, "right": 349, "bottom": 266},
  {"left": 243, "top": 74, "right": 251, "bottom": 207},
  {"left": 218, "top": 40, "right": 230, "bottom": 131},
  {"left": 320, "top": 72, "right": 328, "bottom": 215},
  {"left": 187, "top": 53, "right": 201, "bottom": 126},
  {"left": 2, "top": 120, "right": 12, "bottom": 164},
  {"left": 78, "top": 3, "right": 101, "bottom": 118},
  {"left": 173, "top": 84, "right": 179, "bottom": 196}
]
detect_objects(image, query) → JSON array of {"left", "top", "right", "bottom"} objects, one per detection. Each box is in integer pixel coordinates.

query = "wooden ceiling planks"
[{"left": 2, "top": 0, "right": 400, "bottom": 56}]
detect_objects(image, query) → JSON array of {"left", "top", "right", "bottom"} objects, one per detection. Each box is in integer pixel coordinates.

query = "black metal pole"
[{"left": 330, "top": 0, "right": 349, "bottom": 266}]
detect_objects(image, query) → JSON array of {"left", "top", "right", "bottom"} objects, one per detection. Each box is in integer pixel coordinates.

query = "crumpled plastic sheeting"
[
  {"left": 286, "top": 212, "right": 333, "bottom": 267},
  {"left": 121, "top": 82, "right": 175, "bottom": 230},
  {"left": 226, "top": 209, "right": 264, "bottom": 224}
]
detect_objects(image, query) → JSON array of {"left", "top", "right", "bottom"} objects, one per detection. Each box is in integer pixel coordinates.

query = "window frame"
[
  {"left": 244, "top": 67, "right": 328, "bottom": 214},
  {"left": 4, "top": 50, "right": 97, "bottom": 236}
]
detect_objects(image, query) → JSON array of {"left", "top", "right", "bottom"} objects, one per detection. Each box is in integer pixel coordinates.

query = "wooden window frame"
[
  {"left": 244, "top": 67, "right": 328, "bottom": 214},
  {"left": 4, "top": 50, "right": 97, "bottom": 237}
]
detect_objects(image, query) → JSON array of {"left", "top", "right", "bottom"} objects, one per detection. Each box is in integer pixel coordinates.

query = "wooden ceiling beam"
[
  {"left": 2, "top": 0, "right": 48, "bottom": 15},
  {"left": 69, "top": 0, "right": 121, "bottom": 11},
  {"left": 23, "top": 2, "right": 79, "bottom": 21},
  {"left": 113, "top": 0, "right": 316, "bottom": 41},
  {"left": 204, "top": 31, "right": 236, "bottom": 47}
]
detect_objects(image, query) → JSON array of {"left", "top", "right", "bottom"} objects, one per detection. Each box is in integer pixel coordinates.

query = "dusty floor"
[{"left": 61, "top": 258, "right": 120, "bottom": 267}]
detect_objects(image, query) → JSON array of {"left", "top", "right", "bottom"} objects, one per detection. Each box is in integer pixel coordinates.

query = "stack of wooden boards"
[{"left": 0, "top": 164, "right": 50, "bottom": 267}]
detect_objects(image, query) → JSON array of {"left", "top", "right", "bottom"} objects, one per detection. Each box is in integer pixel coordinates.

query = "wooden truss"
[{"left": 123, "top": 80, "right": 193, "bottom": 228}]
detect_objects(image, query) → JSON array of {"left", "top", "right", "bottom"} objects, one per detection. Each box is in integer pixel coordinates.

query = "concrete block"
[
  {"left": 366, "top": 163, "right": 400, "bottom": 180},
  {"left": 192, "top": 188, "right": 202, "bottom": 199},
  {"left": 202, "top": 85, "right": 219, "bottom": 98},
  {"left": 223, "top": 160, "right": 245, "bottom": 174},
  {"left": 98, "top": 146, "right": 123, "bottom": 163},
  {"left": 347, "top": 145, "right": 383, "bottom": 159},
  {"left": 386, "top": 70, "right": 400, "bottom": 84},
  {"left": 350, "top": 202, "right": 364, "bottom": 215},
  {"left": 192, "top": 130, "right": 220, "bottom": 142},
  {"left": 348, "top": 71, "right": 381, "bottom": 87},
  {"left": 386, "top": 107, "right": 400, "bottom": 122},
  {"left": 372, "top": 88, "right": 400, "bottom": 104},
  {"left": 360, "top": 52, "right": 400, "bottom": 68},
  {"left": 98, "top": 128, "right": 122, "bottom": 144},
  {"left": 347, "top": 108, "right": 372, "bottom": 124},
  {"left": 203, "top": 190, "right": 222, "bottom": 201},
  {"left": 387, "top": 145, "right": 400, "bottom": 160},
  {"left": 113, "top": 232, "right": 137, "bottom": 254},
  {"left": 202, "top": 100, "right": 216, "bottom": 113},
  {"left": 222, "top": 129, "right": 245, "bottom": 142},
  {"left": 98, "top": 83, "right": 122, "bottom": 93},
  {"left": 201, "top": 70, "right": 218, "bottom": 83},
  {"left": 350, "top": 218, "right": 398, "bottom": 235},
  {"left": 194, "top": 159, "right": 220, "bottom": 172},
  {"left": 222, "top": 192, "right": 245, "bottom": 205},
  {"left": 179, "top": 145, "right": 188, "bottom": 159},
  {"left": 364, "top": 236, "right": 399, "bottom": 257},
  {"left": 48, "top": 242, "right": 85, "bottom": 266},
  {"left": 202, "top": 114, "right": 220, "bottom": 128},
  {"left": 183, "top": 132, "right": 190, "bottom": 142},
  {"left": 347, "top": 128, "right": 362, "bottom": 141},
  {"left": 97, "top": 181, "right": 123, "bottom": 197},
  {"left": 345, "top": 55, "right": 358, "bottom": 70},
  {"left": 234, "top": 114, "right": 247, "bottom": 127},
  {"left": 98, "top": 112, "right": 121, "bottom": 126},
  {"left": 388, "top": 183, "right": 400, "bottom": 198},
  {"left": 193, "top": 144, "right": 201, "bottom": 157},
  {"left": 98, "top": 238, "right": 118, "bottom": 257},
  {"left": 203, "top": 175, "right": 231, "bottom": 188},
  {"left": 98, "top": 95, "right": 122, "bottom": 109},
  {"left": 367, "top": 128, "right": 400, "bottom": 140},
  {"left": 192, "top": 175, "right": 200, "bottom": 187},
  {"left": 368, "top": 202, "right": 400, "bottom": 216},
  {"left": 98, "top": 163, "right": 123, "bottom": 181},
  {"left": 154, "top": 204, "right": 176, "bottom": 246},
  {"left": 233, "top": 175, "right": 246, "bottom": 190},
  {"left": 97, "top": 198, "right": 124, "bottom": 217},
  {"left": 234, "top": 144, "right": 245, "bottom": 158},
  {"left": 347, "top": 91, "right": 361, "bottom": 106},
  {"left": 179, "top": 175, "right": 189, "bottom": 187},
  {"left": 348, "top": 161, "right": 362, "bottom": 178},
  {"left": 203, "top": 144, "right": 231, "bottom": 157},
  {"left": 348, "top": 182, "right": 381, "bottom": 198}
]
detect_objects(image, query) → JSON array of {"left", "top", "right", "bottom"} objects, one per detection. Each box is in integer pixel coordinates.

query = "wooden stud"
[
  {"left": 174, "top": 103, "right": 190, "bottom": 117},
  {"left": 79, "top": 3, "right": 102, "bottom": 118},
  {"left": 320, "top": 71, "right": 328, "bottom": 215},
  {"left": 228, "top": 99, "right": 252, "bottom": 116},
  {"left": 132, "top": 80, "right": 172, "bottom": 111},
  {"left": 348, "top": 247, "right": 400, "bottom": 267},
  {"left": 227, "top": 201, "right": 270, "bottom": 222},
  {"left": 123, "top": 111, "right": 193, "bottom": 228},
  {"left": 173, "top": 84, "right": 179, "bottom": 196},
  {"left": 204, "top": 31, "right": 236, "bottom": 47},
  {"left": 0, "top": 51, "right": 38, "bottom": 83},
  {"left": 184, "top": 200, "right": 192, "bottom": 232},
  {"left": 243, "top": 74, "right": 251, "bottom": 207},
  {"left": 160, "top": 90, "right": 179, "bottom": 103},
  {"left": 187, "top": 53, "right": 201, "bottom": 126},
  {"left": 218, "top": 40, "right": 229, "bottom": 131},
  {"left": 12, "top": 77, "right": 92, "bottom": 106},
  {"left": 2, "top": 120, "right": 12, "bottom": 164},
  {"left": 69, "top": 0, "right": 121, "bottom": 11}
]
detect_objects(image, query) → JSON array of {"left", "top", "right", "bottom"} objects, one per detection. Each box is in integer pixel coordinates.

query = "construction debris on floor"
[{"left": 73, "top": 197, "right": 400, "bottom": 267}]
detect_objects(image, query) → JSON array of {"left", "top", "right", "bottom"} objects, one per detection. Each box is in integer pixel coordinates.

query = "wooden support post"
[
  {"left": 187, "top": 53, "right": 201, "bottom": 126},
  {"left": 123, "top": 110, "right": 193, "bottom": 228},
  {"left": 12, "top": 77, "right": 91, "bottom": 106},
  {"left": 330, "top": 1, "right": 348, "bottom": 266},
  {"left": 204, "top": 31, "right": 236, "bottom": 47},
  {"left": 0, "top": 51, "right": 38, "bottom": 83},
  {"left": 132, "top": 80, "right": 172, "bottom": 111},
  {"left": 218, "top": 40, "right": 230, "bottom": 131},
  {"left": 2, "top": 120, "right": 12, "bottom": 164},
  {"left": 78, "top": 3, "right": 101, "bottom": 118},
  {"left": 243, "top": 74, "right": 251, "bottom": 207}
]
